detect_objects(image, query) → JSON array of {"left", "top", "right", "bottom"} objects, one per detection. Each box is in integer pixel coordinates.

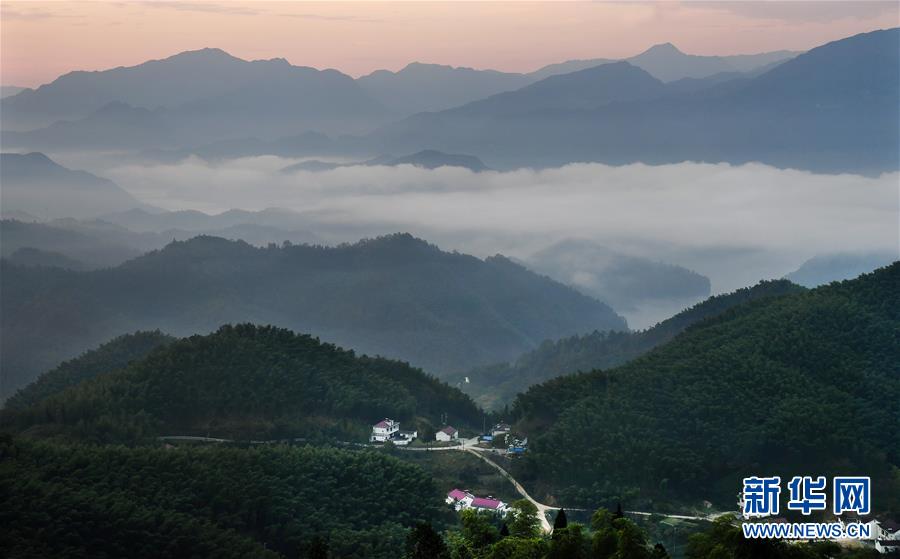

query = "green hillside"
[
  {"left": 464, "top": 279, "right": 803, "bottom": 409},
  {"left": 4, "top": 330, "right": 174, "bottom": 410},
  {"left": 2, "top": 324, "right": 482, "bottom": 443},
  {"left": 0, "top": 436, "right": 443, "bottom": 559},
  {"left": 0, "top": 233, "right": 625, "bottom": 399},
  {"left": 511, "top": 264, "right": 900, "bottom": 512}
]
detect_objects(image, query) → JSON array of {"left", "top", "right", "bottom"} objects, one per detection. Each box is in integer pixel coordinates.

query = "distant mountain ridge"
[
  {"left": 363, "top": 28, "right": 899, "bottom": 174},
  {"left": 0, "top": 233, "right": 626, "bottom": 399},
  {"left": 1, "top": 48, "right": 389, "bottom": 143},
  {"left": 281, "top": 149, "right": 489, "bottom": 173},
  {"left": 0, "top": 152, "right": 148, "bottom": 220}
]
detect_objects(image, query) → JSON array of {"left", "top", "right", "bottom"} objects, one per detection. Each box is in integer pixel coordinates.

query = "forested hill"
[
  {"left": 464, "top": 279, "right": 804, "bottom": 409},
  {"left": 512, "top": 263, "right": 900, "bottom": 512},
  {"left": 2, "top": 324, "right": 482, "bottom": 443},
  {"left": 0, "top": 436, "right": 443, "bottom": 558},
  {"left": 0, "top": 233, "right": 626, "bottom": 400},
  {"left": 4, "top": 331, "right": 174, "bottom": 410}
]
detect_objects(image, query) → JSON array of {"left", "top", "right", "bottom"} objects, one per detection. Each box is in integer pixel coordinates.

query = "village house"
[
  {"left": 436, "top": 426, "right": 459, "bottom": 442},
  {"left": 370, "top": 418, "right": 418, "bottom": 445},
  {"left": 446, "top": 488, "right": 509, "bottom": 516},
  {"left": 370, "top": 418, "right": 399, "bottom": 442},
  {"left": 491, "top": 423, "right": 511, "bottom": 437}
]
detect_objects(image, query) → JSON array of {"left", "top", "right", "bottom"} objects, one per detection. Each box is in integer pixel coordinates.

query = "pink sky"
[{"left": 2, "top": 1, "right": 897, "bottom": 87}]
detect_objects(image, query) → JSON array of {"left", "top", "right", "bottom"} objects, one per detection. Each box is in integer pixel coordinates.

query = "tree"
[
  {"left": 508, "top": 500, "right": 542, "bottom": 539},
  {"left": 500, "top": 524, "right": 510, "bottom": 538},
  {"left": 306, "top": 535, "right": 329, "bottom": 559},
  {"left": 549, "top": 524, "right": 588, "bottom": 559},
  {"left": 406, "top": 522, "right": 447, "bottom": 559},
  {"left": 460, "top": 509, "right": 499, "bottom": 549},
  {"left": 614, "top": 502, "right": 624, "bottom": 520},
  {"left": 553, "top": 509, "right": 568, "bottom": 530}
]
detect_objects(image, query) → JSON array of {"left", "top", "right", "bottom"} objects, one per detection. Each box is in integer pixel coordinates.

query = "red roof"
[
  {"left": 448, "top": 489, "right": 469, "bottom": 501},
  {"left": 471, "top": 497, "right": 503, "bottom": 509},
  {"left": 374, "top": 419, "right": 393, "bottom": 428},
  {"left": 440, "top": 426, "right": 458, "bottom": 435}
]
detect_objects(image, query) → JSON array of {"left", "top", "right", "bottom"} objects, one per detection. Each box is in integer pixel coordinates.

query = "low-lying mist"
[{"left": 98, "top": 156, "right": 898, "bottom": 305}]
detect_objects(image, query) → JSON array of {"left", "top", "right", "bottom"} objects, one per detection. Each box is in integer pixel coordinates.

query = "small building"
[
  {"left": 446, "top": 488, "right": 508, "bottom": 516},
  {"left": 876, "top": 540, "right": 900, "bottom": 554},
  {"left": 436, "top": 426, "right": 459, "bottom": 442},
  {"left": 371, "top": 418, "right": 400, "bottom": 442},
  {"left": 491, "top": 423, "right": 511, "bottom": 437},
  {"left": 471, "top": 496, "right": 509, "bottom": 515},
  {"left": 394, "top": 430, "right": 418, "bottom": 446}
]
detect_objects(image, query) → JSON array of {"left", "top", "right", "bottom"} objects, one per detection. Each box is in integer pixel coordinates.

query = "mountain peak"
[
  {"left": 642, "top": 42, "right": 684, "bottom": 55},
  {"left": 162, "top": 47, "right": 242, "bottom": 64}
]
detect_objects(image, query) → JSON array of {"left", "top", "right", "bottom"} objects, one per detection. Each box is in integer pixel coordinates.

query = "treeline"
[
  {"left": 1, "top": 324, "right": 482, "bottom": 443},
  {"left": 405, "top": 506, "right": 886, "bottom": 559},
  {"left": 0, "top": 435, "right": 444, "bottom": 558},
  {"left": 4, "top": 330, "right": 174, "bottom": 409},
  {"left": 464, "top": 280, "right": 803, "bottom": 409},
  {"left": 511, "top": 264, "right": 900, "bottom": 512}
]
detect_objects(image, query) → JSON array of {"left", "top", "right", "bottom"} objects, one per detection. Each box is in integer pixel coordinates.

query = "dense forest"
[
  {"left": 4, "top": 330, "right": 174, "bottom": 410},
  {"left": 0, "top": 435, "right": 444, "bottom": 558},
  {"left": 511, "top": 264, "right": 900, "bottom": 512},
  {"left": 0, "top": 233, "right": 626, "bottom": 399},
  {"left": 404, "top": 505, "right": 886, "bottom": 559},
  {"left": 1, "top": 324, "right": 482, "bottom": 443},
  {"left": 464, "top": 280, "right": 803, "bottom": 409}
]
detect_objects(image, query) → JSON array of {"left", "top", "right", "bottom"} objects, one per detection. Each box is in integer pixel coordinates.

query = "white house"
[
  {"left": 393, "top": 430, "right": 418, "bottom": 446},
  {"left": 446, "top": 488, "right": 509, "bottom": 516},
  {"left": 370, "top": 418, "right": 400, "bottom": 442},
  {"left": 491, "top": 423, "right": 511, "bottom": 437},
  {"left": 876, "top": 540, "right": 900, "bottom": 554},
  {"left": 436, "top": 426, "right": 459, "bottom": 442}
]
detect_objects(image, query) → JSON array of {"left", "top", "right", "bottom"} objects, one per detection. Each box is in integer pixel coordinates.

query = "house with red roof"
[
  {"left": 436, "top": 425, "right": 459, "bottom": 442},
  {"left": 445, "top": 488, "right": 509, "bottom": 515},
  {"left": 370, "top": 418, "right": 417, "bottom": 445},
  {"left": 370, "top": 418, "right": 399, "bottom": 442}
]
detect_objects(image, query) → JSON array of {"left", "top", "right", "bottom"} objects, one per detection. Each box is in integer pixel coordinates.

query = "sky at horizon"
[{"left": 2, "top": 1, "right": 898, "bottom": 88}]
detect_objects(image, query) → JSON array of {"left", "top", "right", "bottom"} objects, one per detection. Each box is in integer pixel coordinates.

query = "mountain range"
[
  {"left": 1, "top": 40, "right": 803, "bottom": 158},
  {"left": 0, "top": 233, "right": 626, "bottom": 399},
  {"left": 362, "top": 28, "right": 900, "bottom": 174}
]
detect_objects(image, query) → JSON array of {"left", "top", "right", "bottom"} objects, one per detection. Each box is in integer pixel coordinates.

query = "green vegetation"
[
  {"left": 0, "top": 434, "right": 442, "bottom": 559},
  {"left": 1, "top": 233, "right": 626, "bottom": 399},
  {"left": 396, "top": 450, "right": 521, "bottom": 505},
  {"left": 2, "top": 324, "right": 482, "bottom": 443},
  {"left": 685, "top": 517, "right": 885, "bottom": 559},
  {"left": 4, "top": 330, "right": 174, "bottom": 410},
  {"left": 512, "top": 264, "right": 900, "bottom": 512},
  {"left": 464, "top": 280, "right": 803, "bottom": 409},
  {"left": 406, "top": 506, "right": 885, "bottom": 559}
]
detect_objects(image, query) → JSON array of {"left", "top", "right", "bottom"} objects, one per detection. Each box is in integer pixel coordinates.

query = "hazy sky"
[{"left": 2, "top": 1, "right": 897, "bottom": 87}]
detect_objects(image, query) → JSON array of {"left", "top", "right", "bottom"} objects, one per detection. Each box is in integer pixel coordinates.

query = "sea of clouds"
[{"left": 98, "top": 156, "right": 898, "bottom": 295}]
